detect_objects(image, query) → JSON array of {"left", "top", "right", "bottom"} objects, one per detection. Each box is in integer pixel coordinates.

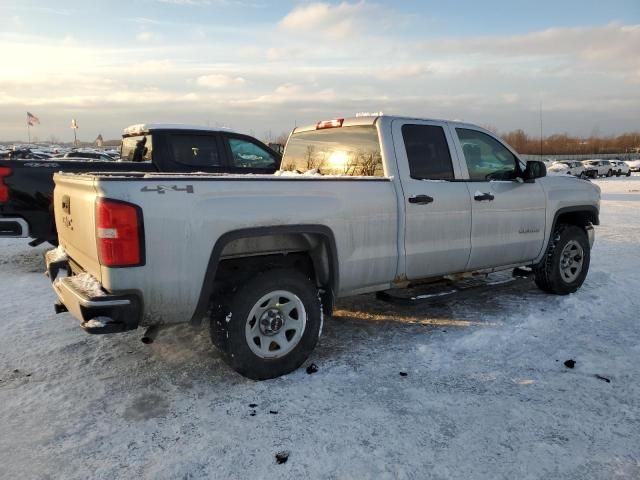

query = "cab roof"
[
  {"left": 292, "top": 114, "right": 481, "bottom": 134},
  {"left": 123, "top": 123, "right": 237, "bottom": 136}
]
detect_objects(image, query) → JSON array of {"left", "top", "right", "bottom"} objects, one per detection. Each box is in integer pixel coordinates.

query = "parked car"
[
  {"left": 62, "top": 150, "right": 116, "bottom": 162},
  {"left": 582, "top": 159, "right": 615, "bottom": 178},
  {"left": 627, "top": 159, "right": 640, "bottom": 172},
  {"left": 0, "top": 147, "right": 52, "bottom": 160},
  {"left": 609, "top": 160, "right": 631, "bottom": 176},
  {"left": 0, "top": 124, "right": 281, "bottom": 245},
  {"left": 547, "top": 161, "right": 586, "bottom": 178},
  {"left": 47, "top": 115, "right": 600, "bottom": 380}
]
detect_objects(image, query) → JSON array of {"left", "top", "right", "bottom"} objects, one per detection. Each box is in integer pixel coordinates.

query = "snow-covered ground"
[{"left": 1, "top": 177, "right": 639, "bottom": 479}]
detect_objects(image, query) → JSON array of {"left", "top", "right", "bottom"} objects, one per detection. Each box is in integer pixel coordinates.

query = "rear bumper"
[
  {"left": 0, "top": 217, "right": 29, "bottom": 237},
  {"left": 45, "top": 249, "right": 141, "bottom": 334}
]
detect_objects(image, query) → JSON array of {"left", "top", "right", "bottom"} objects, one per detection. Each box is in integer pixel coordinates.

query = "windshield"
[
  {"left": 121, "top": 135, "right": 152, "bottom": 162},
  {"left": 282, "top": 125, "right": 384, "bottom": 176}
]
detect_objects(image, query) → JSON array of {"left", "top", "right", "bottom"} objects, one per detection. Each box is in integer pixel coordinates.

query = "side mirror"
[{"left": 523, "top": 160, "right": 546, "bottom": 182}]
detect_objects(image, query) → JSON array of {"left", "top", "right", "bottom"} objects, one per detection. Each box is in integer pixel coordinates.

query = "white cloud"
[
  {"left": 422, "top": 23, "right": 640, "bottom": 72},
  {"left": 0, "top": 12, "right": 638, "bottom": 140},
  {"left": 196, "top": 74, "right": 246, "bottom": 89},
  {"left": 265, "top": 47, "right": 304, "bottom": 62},
  {"left": 136, "top": 31, "right": 160, "bottom": 42},
  {"left": 157, "top": 0, "right": 212, "bottom": 5},
  {"left": 375, "top": 64, "right": 430, "bottom": 81},
  {"left": 280, "top": 1, "right": 402, "bottom": 39},
  {"left": 274, "top": 83, "right": 305, "bottom": 96}
]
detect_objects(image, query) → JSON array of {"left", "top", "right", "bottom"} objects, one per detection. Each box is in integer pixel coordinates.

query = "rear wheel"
[
  {"left": 534, "top": 224, "right": 590, "bottom": 295},
  {"left": 607, "top": 169, "right": 613, "bottom": 177},
  {"left": 210, "top": 269, "right": 322, "bottom": 380},
  {"left": 626, "top": 170, "right": 631, "bottom": 177}
]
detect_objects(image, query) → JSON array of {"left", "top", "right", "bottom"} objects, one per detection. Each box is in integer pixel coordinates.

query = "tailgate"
[{"left": 53, "top": 173, "right": 102, "bottom": 281}]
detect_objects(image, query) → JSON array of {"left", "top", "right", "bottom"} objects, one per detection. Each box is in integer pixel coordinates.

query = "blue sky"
[{"left": 1, "top": 0, "right": 639, "bottom": 141}]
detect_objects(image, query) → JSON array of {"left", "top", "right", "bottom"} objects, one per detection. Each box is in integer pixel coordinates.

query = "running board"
[{"left": 376, "top": 268, "right": 533, "bottom": 306}]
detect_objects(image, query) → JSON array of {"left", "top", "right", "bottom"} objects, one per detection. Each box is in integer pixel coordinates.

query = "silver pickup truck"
[{"left": 46, "top": 115, "right": 600, "bottom": 379}]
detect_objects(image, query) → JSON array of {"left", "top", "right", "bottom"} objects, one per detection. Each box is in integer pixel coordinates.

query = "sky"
[{"left": 0, "top": 0, "right": 639, "bottom": 142}]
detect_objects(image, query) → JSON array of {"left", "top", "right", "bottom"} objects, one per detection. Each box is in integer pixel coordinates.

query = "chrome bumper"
[{"left": 45, "top": 248, "right": 141, "bottom": 334}]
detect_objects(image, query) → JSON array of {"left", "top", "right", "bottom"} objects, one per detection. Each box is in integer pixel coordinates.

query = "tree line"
[{"left": 498, "top": 129, "right": 640, "bottom": 155}]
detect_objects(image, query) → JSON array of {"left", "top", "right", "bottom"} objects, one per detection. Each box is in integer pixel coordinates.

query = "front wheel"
[
  {"left": 626, "top": 170, "right": 631, "bottom": 177},
  {"left": 607, "top": 169, "right": 613, "bottom": 177},
  {"left": 210, "top": 269, "right": 322, "bottom": 380},
  {"left": 534, "top": 224, "right": 590, "bottom": 295}
]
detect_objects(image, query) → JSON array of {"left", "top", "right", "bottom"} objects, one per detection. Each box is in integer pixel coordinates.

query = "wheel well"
[
  {"left": 555, "top": 208, "right": 599, "bottom": 229},
  {"left": 191, "top": 229, "right": 337, "bottom": 325},
  {"left": 214, "top": 252, "right": 316, "bottom": 293}
]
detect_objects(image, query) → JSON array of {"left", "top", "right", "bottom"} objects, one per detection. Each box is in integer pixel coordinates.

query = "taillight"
[
  {"left": 96, "top": 198, "right": 144, "bottom": 267},
  {"left": 0, "top": 166, "right": 11, "bottom": 204},
  {"left": 316, "top": 118, "right": 344, "bottom": 130}
]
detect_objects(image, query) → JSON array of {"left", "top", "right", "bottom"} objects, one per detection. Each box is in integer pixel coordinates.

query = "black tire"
[
  {"left": 210, "top": 269, "right": 322, "bottom": 380},
  {"left": 534, "top": 224, "right": 590, "bottom": 295},
  {"left": 607, "top": 169, "right": 613, "bottom": 177},
  {"left": 626, "top": 170, "right": 631, "bottom": 177}
]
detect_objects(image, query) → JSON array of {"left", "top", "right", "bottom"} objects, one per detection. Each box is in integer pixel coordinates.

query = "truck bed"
[{"left": 53, "top": 171, "right": 399, "bottom": 325}]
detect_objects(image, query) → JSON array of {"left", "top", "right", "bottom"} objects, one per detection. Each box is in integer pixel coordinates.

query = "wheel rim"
[
  {"left": 245, "top": 290, "right": 307, "bottom": 359},
  {"left": 559, "top": 240, "right": 584, "bottom": 283}
]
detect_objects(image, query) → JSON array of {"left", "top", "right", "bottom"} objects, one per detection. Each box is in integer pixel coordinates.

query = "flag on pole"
[
  {"left": 71, "top": 119, "right": 78, "bottom": 129},
  {"left": 27, "top": 112, "right": 40, "bottom": 126}
]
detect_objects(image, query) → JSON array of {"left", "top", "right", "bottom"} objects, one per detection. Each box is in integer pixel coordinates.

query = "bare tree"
[
  {"left": 499, "top": 129, "right": 640, "bottom": 155},
  {"left": 305, "top": 145, "right": 319, "bottom": 170},
  {"left": 358, "top": 151, "right": 382, "bottom": 176}
]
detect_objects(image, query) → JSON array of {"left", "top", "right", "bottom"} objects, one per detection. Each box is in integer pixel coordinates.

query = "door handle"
[
  {"left": 408, "top": 194, "right": 434, "bottom": 205},
  {"left": 474, "top": 192, "right": 495, "bottom": 201}
]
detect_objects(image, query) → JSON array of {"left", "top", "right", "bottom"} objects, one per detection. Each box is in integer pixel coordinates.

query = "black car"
[{"left": 0, "top": 124, "right": 281, "bottom": 245}]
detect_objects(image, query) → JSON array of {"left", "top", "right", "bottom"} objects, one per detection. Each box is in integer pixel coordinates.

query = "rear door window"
[
  {"left": 169, "top": 134, "right": 222, "bottom": 167},
  {"left": 402, "top": 124, "right": 454, "bottom": 180}
]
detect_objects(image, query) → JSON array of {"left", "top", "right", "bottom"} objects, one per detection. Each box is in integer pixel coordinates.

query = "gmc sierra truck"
[
  {"left": 46, "top": 115, "right": 600, "bottom": 380},
  {"left": 0, "top": 124, "right": 281, "bottom": 245}
]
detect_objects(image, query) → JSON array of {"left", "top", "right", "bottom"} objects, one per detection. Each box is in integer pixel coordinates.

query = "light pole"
[{"left": 71, "top": 119, "right": 78, "bottom": 147}]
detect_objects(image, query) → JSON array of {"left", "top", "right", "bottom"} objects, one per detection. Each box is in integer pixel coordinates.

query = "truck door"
[
  {"left": 450, "top": 126, "right": 546, "bottom": 270},
  {"left": 392, "top": 120, "right": 472, "bottom": 280}
]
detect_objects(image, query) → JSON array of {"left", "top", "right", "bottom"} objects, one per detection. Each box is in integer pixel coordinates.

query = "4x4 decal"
[{"left": 141, "top": 185, "right": 194, "bottom": 194}]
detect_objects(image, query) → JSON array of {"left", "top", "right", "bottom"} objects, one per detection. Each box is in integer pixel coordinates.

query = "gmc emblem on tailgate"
[{"left": 61, "top": 195, "right": 71, "bottom": 214}]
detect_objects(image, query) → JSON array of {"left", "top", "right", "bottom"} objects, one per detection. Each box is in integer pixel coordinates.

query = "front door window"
[{"left": 456, "top": 128, "right": 518, "bottom": 181}]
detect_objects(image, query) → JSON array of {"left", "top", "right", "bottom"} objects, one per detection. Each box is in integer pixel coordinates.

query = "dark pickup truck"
[{"left": 0, "top": 123, "right": 281, "bottom": 245}]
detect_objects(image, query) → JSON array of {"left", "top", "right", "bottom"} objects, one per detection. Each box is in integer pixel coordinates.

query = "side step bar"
[{"left": 376, "top": 268, "right": 534, "bottom": 306}]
